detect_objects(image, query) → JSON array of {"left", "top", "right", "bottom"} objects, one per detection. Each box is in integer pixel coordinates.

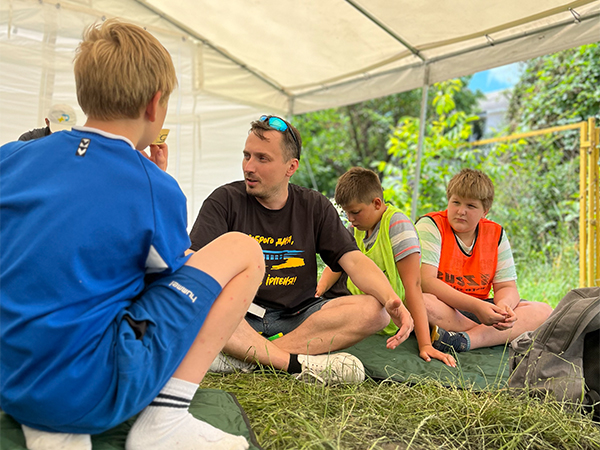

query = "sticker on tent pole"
[{"left": 76, "top": 138, "right": 90, "bottom": 157}]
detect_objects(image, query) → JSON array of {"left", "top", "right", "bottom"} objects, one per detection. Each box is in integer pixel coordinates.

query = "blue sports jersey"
[{"left": 0, "top": 127, "right": 191, "bottom": 429}]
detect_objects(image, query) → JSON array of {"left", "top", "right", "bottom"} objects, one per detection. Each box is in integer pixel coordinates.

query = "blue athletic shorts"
[
  {"left": 62, "top": 265, "right": 221, "bottom": 434},
  {"left": 245, "top": 297, "right": 330, "bottom": 338}
]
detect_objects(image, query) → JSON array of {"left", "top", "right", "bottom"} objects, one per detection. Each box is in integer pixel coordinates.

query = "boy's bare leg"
[
  {"left": 425, "top": 294, "right": 553, "bottom": 349},
  {"left": 466, "top": 301, "right": 553, "bottom": 349},
  {"left": 223, "top": 294, "right": 389, "bottom": 368},
  {"left": 424, "top": 293, "right": 479, "bottom": 332},
  {"left": 22, "top": 233, "right": 264, "bottom": 450},
  {"left": 126, "top": 232, "right": 264, "bottom": 450}
]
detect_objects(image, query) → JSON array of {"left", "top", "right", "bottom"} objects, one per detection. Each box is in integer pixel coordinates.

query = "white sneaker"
[
  {"left": 208, "top": 352, "right": 256, "bottom": 374},
  {"left": 295, "top": 352, "right": 365, "bottom": 385}
]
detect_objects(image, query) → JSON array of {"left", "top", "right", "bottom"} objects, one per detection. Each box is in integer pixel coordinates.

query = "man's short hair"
[
  {"left": 446, "top": 168, "right": 495, "bottom": 212},
  {"left": 74, "top": 19, "right": 177, "bottom": 121},
  {"left": 250, "top": 116, "right": 302, "bottom": 162},
  {"left": 335, "top": 167, "right": 384, "bottom": 207}
]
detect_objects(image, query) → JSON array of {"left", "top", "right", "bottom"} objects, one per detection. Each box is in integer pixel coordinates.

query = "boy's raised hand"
[
  {"left": 385, "top": 298, "right": 414, "bottom": 349},
  {"left": 141, "top": 143, "right": 169, "bottom": 172}
]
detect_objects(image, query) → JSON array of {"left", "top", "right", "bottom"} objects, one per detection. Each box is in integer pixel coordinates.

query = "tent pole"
[{"left": 410, "top": 66, "right": 429, "bottom": 222}]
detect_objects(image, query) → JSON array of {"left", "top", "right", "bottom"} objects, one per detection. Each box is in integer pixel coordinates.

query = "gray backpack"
[{"left": 509, "top": 287, "right": 600, "bottom": 419}]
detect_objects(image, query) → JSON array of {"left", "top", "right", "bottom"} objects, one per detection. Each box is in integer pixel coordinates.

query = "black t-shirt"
[{"left": 190, "top": 181, "right": 358, "bottom": 310}]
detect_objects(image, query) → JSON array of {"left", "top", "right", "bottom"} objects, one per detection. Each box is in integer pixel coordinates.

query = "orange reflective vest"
[{"left": 424, "top": 210, "right": 502, "bottom": 299}]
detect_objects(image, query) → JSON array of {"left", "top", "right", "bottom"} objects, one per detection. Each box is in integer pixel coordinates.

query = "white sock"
[
  {"left": 21, "top": 425, "right": 91, "bottom": 450},
  {"left": 125, "top": 378, "right": 249, "bottom": 450}
]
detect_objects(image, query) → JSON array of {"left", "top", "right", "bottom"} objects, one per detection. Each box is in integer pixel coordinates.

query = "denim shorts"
[{"left": 245, "top": 297, "right": 330, "bottom": 338}]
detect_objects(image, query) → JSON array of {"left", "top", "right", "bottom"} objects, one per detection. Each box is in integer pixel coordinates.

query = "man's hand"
[
  {"left": 140, "top": 143, "right": 169, "bottom": 172},
  {"left": 474, "top": 300, "right": 509, "bottom": 326},
  {"left": 419, "top": 344, "right": 457, "bottom": 368},
  {"left": 385, "top": 298, "right": 414, "bottom": 349},
  {"left": 491, "top": 302, "right": 517, "bottom": 330}
]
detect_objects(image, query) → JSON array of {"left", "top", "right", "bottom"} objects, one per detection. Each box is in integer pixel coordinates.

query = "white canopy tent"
[{"left": 1, "top": 0, "right": 599, "bottom": 225}]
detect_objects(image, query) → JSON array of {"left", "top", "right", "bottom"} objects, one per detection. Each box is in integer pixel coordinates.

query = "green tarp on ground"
[
  {"left": 0, "top": 337, "right": 510, "bottom": 449},
  {"left": 345, "top": 334, "right": 510, "bottom": 391},
  {"left": 0, "top": 388, "right": 263, "bottom": 450}
]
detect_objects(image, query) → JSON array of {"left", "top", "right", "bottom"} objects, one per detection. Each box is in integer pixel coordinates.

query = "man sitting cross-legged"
[{"left": 189, "top": 115, "right": 415, "bottom": 385}]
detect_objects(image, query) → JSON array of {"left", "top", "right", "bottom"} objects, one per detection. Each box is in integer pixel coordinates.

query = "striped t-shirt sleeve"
[
  {"left": 389, "top": 212, "right": 421, "bottom": 262},
  {"left": 414, "top": 217, "right": 441, "bottom": 268},
  {"left": 494, "top": 230, "right": 517, "bottom": 283}
]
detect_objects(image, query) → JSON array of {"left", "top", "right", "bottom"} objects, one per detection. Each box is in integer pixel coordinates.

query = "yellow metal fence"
[{"left": 470, "top": 118, "right": 599, "bottom": 287}]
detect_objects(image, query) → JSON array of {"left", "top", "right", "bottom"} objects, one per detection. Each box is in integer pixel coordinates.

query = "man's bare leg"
[{"left": 223, "top": 294, "right": 389, "bottom": 369}]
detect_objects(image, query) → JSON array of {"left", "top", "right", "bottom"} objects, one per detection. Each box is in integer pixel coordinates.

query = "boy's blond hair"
[
  {"left": 335, "top": 167, "right": 384, "bottom": 207},
  {"left": 74, "top": 19, "right": 177, "bottom": 121},
  {"left": 446, "top": 168, "right": 495, "bottom": 212}
]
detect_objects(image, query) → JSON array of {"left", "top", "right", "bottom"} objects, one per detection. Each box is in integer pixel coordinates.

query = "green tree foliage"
[
  {"left": 508, "top": 43, "right": 600, "bottom": 131},
  {"left": 381, "top": 79, "right": 483, "bottom": 217},
  {"left": 497, "top": 43, "right": 599, "bottom": 259},
  {"left": 293, "top": 78, "right": 482, "bottom": 197},
  {"left": 294, "top": 43, "right": 596, "bottom": 272}
]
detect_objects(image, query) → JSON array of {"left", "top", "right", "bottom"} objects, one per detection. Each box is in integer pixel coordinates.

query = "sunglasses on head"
[{"left": 259, "top": 115, "right": 300, "bottom": 157}]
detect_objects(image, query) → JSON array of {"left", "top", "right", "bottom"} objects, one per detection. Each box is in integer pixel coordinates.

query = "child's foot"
[
  {"left": 431, "top": 325, "right": 470, "bottom": 353},
  {"left": 126, "top": 378, "right": 249, "bottom": 450},
  {"left": 125, "top": 410, "right": 249, "bottom": 450},
  {"left": 21, "top": 425, "right": 91, "bottom": 450}
]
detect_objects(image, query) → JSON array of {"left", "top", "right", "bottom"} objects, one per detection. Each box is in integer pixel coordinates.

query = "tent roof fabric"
[
  {"left": 139, "top": 0, "right": 600, "bottom": 114},
  {"left": 1, "top": 0, "right": 599, "bottom": 219}
]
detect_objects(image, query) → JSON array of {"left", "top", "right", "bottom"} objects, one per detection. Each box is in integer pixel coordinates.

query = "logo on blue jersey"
[{"left": 76, "top": 138, "right": 90, "bottom": 157}]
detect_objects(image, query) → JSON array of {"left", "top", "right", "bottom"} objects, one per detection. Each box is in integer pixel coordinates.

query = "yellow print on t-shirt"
[
  {"left": 254, "top": 233, "right": 305, "bottom": 273},
  {"left": 272, "top": 257, "right": 304, "bottom": 270},
  {"left": 250, "top": 234, "right": 295, "bottom": 247},
  {"left": 265, "top": 274, "right": 298, "bottom": 286},
  {"left": 263, "top": 250, "right": 305, "bottom": 270}
]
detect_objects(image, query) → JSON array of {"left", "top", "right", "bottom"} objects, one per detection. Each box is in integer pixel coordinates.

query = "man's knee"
[{"left": 361, "top": 295, "right": 391, "bottom": 333}]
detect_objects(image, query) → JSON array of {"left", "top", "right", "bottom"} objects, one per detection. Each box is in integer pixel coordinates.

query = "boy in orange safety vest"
[{"left": 415, "top": 169, "right": 553, "bottom": 353}]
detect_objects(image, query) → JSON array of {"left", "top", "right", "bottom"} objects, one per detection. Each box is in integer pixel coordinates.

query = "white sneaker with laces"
[
  {"left": 208, "top": 352, "right": 256, "bottom": 374},
  {"left": 294, "top": 352, "right": 365, "bottom": 385}
]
